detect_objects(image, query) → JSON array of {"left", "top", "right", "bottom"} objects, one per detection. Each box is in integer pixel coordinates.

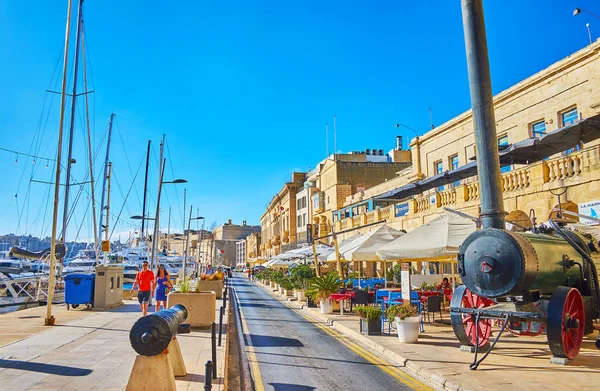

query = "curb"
[{"left": 254, "top": 281, "right": 473, "bottom": 391}]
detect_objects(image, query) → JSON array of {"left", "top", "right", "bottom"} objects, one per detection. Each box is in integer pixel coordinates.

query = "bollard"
[
  {"left": 204, "top": 360, "right": 213, "bottom": 391},
  {"left": 222, "top": 287, "right": 227, "bottom": 310},
  {"left": 218, "top": 306, "right": 224, "bottom": 346},
  {"left": 211, "top": 322, "right": 217, "bottom": 379}
]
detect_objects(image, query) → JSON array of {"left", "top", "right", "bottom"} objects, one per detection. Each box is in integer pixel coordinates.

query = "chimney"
[
  {"left": 227, "top": 219, "right": 232, "bottom": 225},
  {"left": 365, "top": 149, "right": 371, "bottom": 155},
  {"left": 396, "top": 136, "right": 403, "bottom": 150},
  {"left": 242, "top": 220, "right": 247, "bottom": 226},
  {"left": 378, "top": 149, "right": 384, "bottom": 155}
]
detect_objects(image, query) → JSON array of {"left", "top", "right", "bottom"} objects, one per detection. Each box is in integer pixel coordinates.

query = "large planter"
[
  {"left": 283, "top": 289, "right": 294, "bottom": 297},
  {"left": 123, "top": 289, "right": 137, "bottom": 301},
  {"left": 320, "top": 298, "right": 333, "bottom": 314},
  {"left": 278, "top": 287, "right": 285, "bottom": 295},
  {"left": 395, "top": 316, "right": 421, "bottom": 343},
  {"left": 360, "top": 318, "right": 382, "bottom": 336},
  {"left": 195, "top": 280, "right": 224, "bottom": 299},
  {"left": 166, "top": 291, "right": 216, "bottom": 328},
  {"left": 270, "top": 281, "right": 276, "bottom": 288},
  {"left": 296, "top": 290, "right": 306, "bottom": 301}
]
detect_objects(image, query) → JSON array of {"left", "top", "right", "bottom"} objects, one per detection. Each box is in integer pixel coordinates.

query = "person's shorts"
[{"left": 138, "top": 290, "right": 151, "bottom": 304}]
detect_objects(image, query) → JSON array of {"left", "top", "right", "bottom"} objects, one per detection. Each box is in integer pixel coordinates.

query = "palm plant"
[{"left": 306, "top": 272, "right": 342, "bottom": 302}]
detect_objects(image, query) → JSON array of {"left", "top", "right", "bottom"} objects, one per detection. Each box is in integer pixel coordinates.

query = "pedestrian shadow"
[
  {"left": 0, "top": 359, "right": 93, "bottom": 376},
  {"left": 249, "top": 334, "right": 304, "bottom": 348},
  {"left": 268, "top": 383, "right": 316, "bottom": 391}
]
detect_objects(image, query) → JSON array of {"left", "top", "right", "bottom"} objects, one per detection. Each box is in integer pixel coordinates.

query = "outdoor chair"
[
  {"left": 353, "top": 290, "right": 369, "bottom": 306},
  {"left": 375, "top": 290, "right": 389, "bottom": 307},
  {"left": 423, "top": 295, "right": 443, "bottom": 324}
]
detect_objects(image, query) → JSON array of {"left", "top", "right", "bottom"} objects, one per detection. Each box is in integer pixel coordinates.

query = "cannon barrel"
[{"left": 129, "top": 304, "right": 188, "bottom": 356}]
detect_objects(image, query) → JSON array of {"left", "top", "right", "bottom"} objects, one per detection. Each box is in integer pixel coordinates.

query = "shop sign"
[
  {"left": 579, "top": 200, "right": 600, "bottom": 225},
  {"left": 395, "top": 203, "right": 409, "bottom": 217}
]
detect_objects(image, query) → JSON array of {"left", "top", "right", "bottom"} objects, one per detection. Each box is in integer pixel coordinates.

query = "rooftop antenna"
[
  {"left": 325, "top": 122, "right": 329, "bottom": 157},
  {"left": 333, "top": 114, "right": 337, "bottom": 154},
  {"left": 429, "top": 107, "right": 434, "bottom": 129}
]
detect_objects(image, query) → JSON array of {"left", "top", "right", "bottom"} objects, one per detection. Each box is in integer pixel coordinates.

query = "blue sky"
[{"left": 0, "top": 0, "right": 598, "bottom": 242}]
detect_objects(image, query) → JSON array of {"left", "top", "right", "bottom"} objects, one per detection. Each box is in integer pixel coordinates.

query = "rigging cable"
[{"left": 109, "top": 154, "right": 145, "bottom": 240}]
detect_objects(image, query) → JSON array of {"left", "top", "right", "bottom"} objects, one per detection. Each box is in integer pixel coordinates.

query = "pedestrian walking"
[
  {"left": 247, "top": 268, "right": 252, "bottom": 280},
  {"left": 131, "top": 260, "right": 155, "bottom": 316},
  {"left": 206, "top": 264, "right": 215, "bottom": 276},
  {"left": 251, "top": 268, "right": 255, "bottom": 281},
  {"left": 154, "top": 264, "right": 172, "bottom": 311}
]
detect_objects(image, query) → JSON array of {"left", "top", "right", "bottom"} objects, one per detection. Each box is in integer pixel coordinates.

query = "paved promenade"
[
  {"left": 255, "top": 280, "right": 600, "bottom": 391},
  {"left": 0, "top": 300, "right": 226, "bottom": 391}
]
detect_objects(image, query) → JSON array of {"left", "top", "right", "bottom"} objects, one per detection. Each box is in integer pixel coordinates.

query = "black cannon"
[{"left": 129, "top": 304, "right": 188, "bottom": 356}]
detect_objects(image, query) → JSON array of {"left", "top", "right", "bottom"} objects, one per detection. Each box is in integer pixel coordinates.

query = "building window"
[
  {"left": 561, "top": 107, "right": 580, "bottom": 154},
  {"left": 303, "top": 213, "right": 306, "bottom": 226},
  {"left": 297, "top": 215, "right": 302, "bottom": 228},
  {"left": 531, "top": 120, "right": 546, "bottom": 138},
  {"left": 498, "top": 135, "right": 511, "bottom": 173},
  {"left": 561, "top": 107, "right": 579, "bottom": 127},
  {"left": 449, "top": 155, "right": 460, "bottom": 187},
  {"left": 434, "top": 160, "right": 443, "bottom": 191}
]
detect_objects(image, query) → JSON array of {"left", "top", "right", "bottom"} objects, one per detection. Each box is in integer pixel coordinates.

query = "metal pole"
[
  {"left": 81, "top": 26, "right": 98, "bottom": 262},
  {"left": 211, "top": 322, "right": 217, "bottom": 379},
  {"left": 104, "top": 162, "right": 112, "bottom": 265},
  {"left": 183, "top": 205, "right": 192, "bottom": 280},
  {"left": 141, "top": 140, "right": 151, "bottom": 240},
  {"left": 151, "top": 158, "right": 165, "bottom": 271},
  {"left": 461, "top": 0, "right": 505, "bottom": 229},
  {"left": 204, "top": 361, "right": 213, "bottom": 391},
  {"left": 46, "top": 0, "right": 74, "bottom": 326},
  {"left": 167, "top": 206, "right": 171, "bottom": 253},
  {"left": 218, "top": 305, "right": 224, "bottom": 346},
  {"left": 98, "top": 114, "right": 114, "bottom": 245},
  {"left": 61, "top": 0, "right": 84, "bottom": 242}
]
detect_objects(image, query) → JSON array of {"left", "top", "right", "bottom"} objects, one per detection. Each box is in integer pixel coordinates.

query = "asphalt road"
[{"left": 232, "top": 274, "right": 431, "bottom": 391}]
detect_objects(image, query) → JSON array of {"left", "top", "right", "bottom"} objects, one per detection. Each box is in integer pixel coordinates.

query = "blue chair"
[{"left": 375, "top": 290, "right": 389, "bottom": 307}]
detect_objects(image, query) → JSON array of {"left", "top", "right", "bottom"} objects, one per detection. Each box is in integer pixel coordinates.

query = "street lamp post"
[
  {"left": 574, "top": 7, "right": 600, "bottom": 44},
  {"left": 149, "top": 158, "right": 187, "bottom": 270}
]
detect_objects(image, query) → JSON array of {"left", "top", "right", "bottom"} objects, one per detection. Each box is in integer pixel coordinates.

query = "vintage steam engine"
[
  {"left": 451, "top": 0, "right": 600, "bottom": 368},
  {"left": 451, "top": 221, "right": 600, "bottom": 365}
]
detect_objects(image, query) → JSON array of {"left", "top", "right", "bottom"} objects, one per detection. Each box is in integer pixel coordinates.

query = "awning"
[{"left": 375, "top": 114, "right": 600, "bottom": 201}]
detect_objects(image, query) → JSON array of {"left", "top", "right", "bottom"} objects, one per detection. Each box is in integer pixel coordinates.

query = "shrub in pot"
[
  {"left": 354, "top": 305, "right": 368, "bottom": 319},
  {"left": 280, "top": 276, "right": 295, "bottom": 297},
  {"left": 359, "top": 307, "right": 382, "bottom": 335},
  {"left": 306, "top": 272, "right": 341, "bottom": 314},
  {"left": 290, "top": 264, "right": 315, "bottom": 302},
  {"left": 387, "top": 304, "right": 420, "bottom": 343}
]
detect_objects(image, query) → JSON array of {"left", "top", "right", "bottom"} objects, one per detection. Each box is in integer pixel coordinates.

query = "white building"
[{"left": 235, "top": 240, "right": 246, "bottom": 268}]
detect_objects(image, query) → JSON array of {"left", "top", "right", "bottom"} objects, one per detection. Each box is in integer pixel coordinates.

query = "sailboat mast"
[
  {"left": 104, "top": 162, "right": 112, "bottom": 265},
  {"left": 46, "top": 0, "right": 74, "bottom": 326},
  {"left": 81, "top": 25, "right": 98, "bottom": 261},
  {"left": 61, "top": 0, "right": 85, "bottom": 243},
  {"left": 98, "top": 113, "right": 114, "bottom": 244},
  {"left": 141, "top": 140, "right": 151, "bottom": 240}
]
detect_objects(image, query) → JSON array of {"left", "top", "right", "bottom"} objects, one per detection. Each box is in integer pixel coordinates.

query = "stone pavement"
[
  {"left": 0, "top": 300, "right": 227, "bottom": 391},
  {"left": 256, "top": 281, "right": 600, "bottom": 391}
]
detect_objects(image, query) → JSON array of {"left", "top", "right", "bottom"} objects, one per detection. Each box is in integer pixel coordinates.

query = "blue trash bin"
[{"left": 64, "top": 272, "right": 95, "bottom": 310}]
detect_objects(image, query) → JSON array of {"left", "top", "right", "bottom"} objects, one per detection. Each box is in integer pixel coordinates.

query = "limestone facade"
[{"left": 334, "top": 41, "right": 600, "bottom": 241}]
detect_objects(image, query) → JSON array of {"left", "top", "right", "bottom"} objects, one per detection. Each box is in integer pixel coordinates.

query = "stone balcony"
[{"left": 334, "top": 146, "right": 600, "bottom": 236}]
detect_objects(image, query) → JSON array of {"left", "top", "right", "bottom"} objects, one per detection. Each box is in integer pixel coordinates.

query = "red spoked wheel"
[
  {"left": 451, "top": 285, "right": 495, "bottom": 347},
  {"left": 547, "top": 286, "right": 585, "bottom": 359}
]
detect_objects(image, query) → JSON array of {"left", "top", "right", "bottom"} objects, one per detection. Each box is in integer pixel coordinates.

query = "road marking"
[
  {"left": 251, "top": 281, "right": 435, "bottom": 391},
  {"left": 299, "top": 311, "right": 434, "bottom": 391},
  {"left": 232, "top": 284, "right": 265, "bottom": 391}
]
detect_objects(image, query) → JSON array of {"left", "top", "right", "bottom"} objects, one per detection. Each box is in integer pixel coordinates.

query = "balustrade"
[
  {"left": 439, "top": 189, "right": 456, "bottom": 206},
  {"left": 545, "top": 154, "right": 583, "bottom": 182}
]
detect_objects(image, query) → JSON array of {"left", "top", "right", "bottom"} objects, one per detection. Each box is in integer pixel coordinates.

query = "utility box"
[{"left": 94, "top": 265, "right": 124, "bottom": 309}]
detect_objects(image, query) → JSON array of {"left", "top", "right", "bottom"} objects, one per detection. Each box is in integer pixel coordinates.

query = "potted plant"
[
  {"left": 166, "top": 278, "right": 216, "bottom": 328},
  {"left": 354, "top": 305, "right": 368, "bottom": 319},
  {"left": 359, "top": 307, "right": 382, "bottom": 335},
  {"left": 290, "top": 265, "right": 315, "bottom": 302},
  {"left": 387, "top": 304, "right": 420, "bottom": 343},
  {"left": 280, "top": 276, "right": 295, "bottom": 297},
  {"left": 306, "top": 272, "right": 341, "bottom": 314}
]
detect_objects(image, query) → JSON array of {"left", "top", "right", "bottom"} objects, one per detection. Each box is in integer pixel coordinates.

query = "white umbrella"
[{"left": 377, "top": 212, "right": 476, "bottom": 260}]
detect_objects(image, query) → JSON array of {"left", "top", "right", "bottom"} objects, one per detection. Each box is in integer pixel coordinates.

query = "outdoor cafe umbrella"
[{"left": 328, "top": 224, "right": 404, "bottom": 287}]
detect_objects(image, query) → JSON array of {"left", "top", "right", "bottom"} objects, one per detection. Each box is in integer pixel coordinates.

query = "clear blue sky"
[{"left": 0, "top": 0, "right": 598, "bottom": 242}]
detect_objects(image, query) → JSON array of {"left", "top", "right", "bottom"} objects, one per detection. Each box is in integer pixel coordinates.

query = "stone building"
[
  {"left": 212, "top": 220, "right": 260, "bottom": 267},
  {"left": 333, "top": 41, "right": 600, "bottom": 241},
  {"left": 307, "top": 146, "right": 412, "bottom": 240},
  {"left": 235, "top": 240, "right": 246, "bottom": 269},
  {"left": 260, "top": 173, "right": 306, "bottom": 257},
  {"left": 245, "top": 232, "right": 261, "bottom": 260}
]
